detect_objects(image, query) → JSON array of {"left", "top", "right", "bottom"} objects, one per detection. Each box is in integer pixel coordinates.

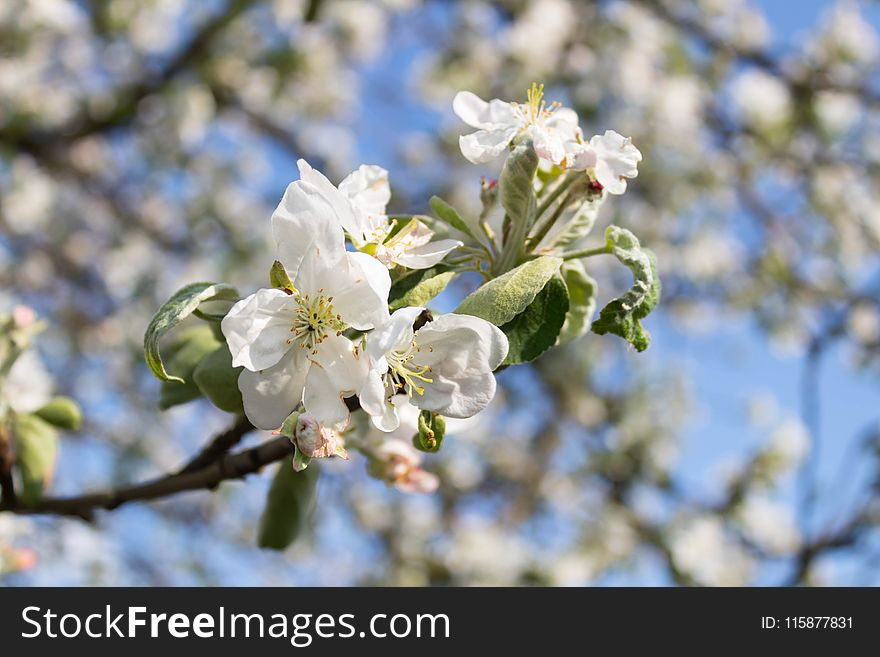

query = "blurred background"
[{"left": 1, "top": 0, "right": 880, "bottom": 586}]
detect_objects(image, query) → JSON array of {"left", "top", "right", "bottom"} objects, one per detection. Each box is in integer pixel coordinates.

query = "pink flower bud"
[
  {"left": 294, "top": 413, "right": 340, "bottom": 459},
  {"left": 397, "top": 468, "right": 439, "bottom": 494},
  {"left": 371, "top": 439, "right": 439, "bottom": 493},
  {"left": 12, "top": 305, "right": 36, "bottom": 328}
]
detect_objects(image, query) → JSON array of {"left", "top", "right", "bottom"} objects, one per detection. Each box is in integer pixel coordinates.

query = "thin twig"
[
  {"left": 0, "top": 435, "right": 293, "bottom": 521},
  {"left": 178, "top": 415, "right": 254, "bottom": 474}
]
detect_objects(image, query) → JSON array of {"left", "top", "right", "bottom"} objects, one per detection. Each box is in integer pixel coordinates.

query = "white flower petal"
[
  {"left": 459, "top": 126, "right": 519, "bottom": 164},
  {"left": 358, "top": 369, "right": 389, "bottom": 419},
  {"left": 303, "top": 358, "right": 351, "bottom": 428},
  {"left": 595, "top": 160, "right": 627, "bottom": 194},
  {"left": 295, "top": 159, "right": 366, "bottom": 239},
  {"left": 370, "top": 395, "right": 405, "bottom": 433},
  {"left": 271, "top": 179, "right": 348, "bottom": 277},
  {"left": 416, "top": 313, "right": 508, "bottom": 372},
  {"left": 327, "top": 251, "right": 391, "bottom": 330},
  {"left": 221, "top": 288, "right": 295, "bottom": 371},
  {"left": 392, "top": 238, "right": 463, "bottom": 269},
  {"left": 564, "top": 142, "right": 598, "bottom": 171},
  {"left": 416, "top": 369, "right": 497, "bottom": 419},
  {"left": 366, "top": 306, "right": 424, "bottom": 362},
  {"left": 588, "top": 130, "right": 642, "bottom": 195},
  {"left": 310, "top": 333, "right": 369, "bottom": 397},
  {"left": 338, "top": 164, "right": 391, "bottom": 216},
  {"left": 238, "top": 350, "right": 308, "bottom": 430},
  {"left": 547, "top": 107, "right": 580, "bottom": 134},
  {"left": 532, "top": 127, "right": 567, "bottom": 165},
  {"left": 452, "top": 91, "right": 516, "bottom": 128}
]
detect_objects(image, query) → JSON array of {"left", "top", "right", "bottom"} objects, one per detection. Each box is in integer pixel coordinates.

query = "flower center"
[
  {"left": 512, "top": 82, "right": 561, "bottom": 127},
  {"left": 385, "top": 340, "right": 434, "bottom": 396},
  {"left": 288, "top": 290, "right": 347, "bottom": 353},
  {"left": 366, "top": 219, "right": 422, "bottom": 266}
]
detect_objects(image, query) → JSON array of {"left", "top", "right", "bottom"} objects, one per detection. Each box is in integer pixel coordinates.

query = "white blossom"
[
  {"left": 358, "top": 306, "right": 508, "bottom": 431},
  {"left": 669, "top": 516, "right": 753, "bottom": 586},
  {"left": 297, "top": 159, "right": 461, "bottom": 269},
  {"left": 730, "top": 69, "right": 791, "bottom": 128},
  {"left": 766, "top": 418, "right": 810, "bottom": 468},
  {"left": 564, "top": 130, "right": 642, "bottom": 195},
  {"left": 736, "top": 496, "right": 801, "bottom": 555},
  {"left": 221, "top": 171, "right": 392, "bottom": 430},
  {"left": 453, "top": 83, "right": 580, "bottom": 164},
  {"left": 814, "top": 91, "right": 860, "bottom": 134}
]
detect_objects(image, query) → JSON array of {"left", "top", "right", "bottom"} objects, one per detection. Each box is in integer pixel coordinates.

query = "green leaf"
[
  {"left": 144, "top": 282, "right": 239, "bottom": 383},
  {"left": 269, "top": 260, "right": 294, "bottom": 292},
  {"left": 456, "top": 255, "right": 563, "bottom": 326},
  {"left": 257, "top": 460, "right": 319, "bottom": 550},
  {"left": 429, "top": 196, "right": 478, "bottom": 241},
  {"left": 193, "top": 344, "right": 244, "bottom": 413},
  {"left": 292, "top": 447, "right": 312, "bottom": 473},
  {"left": 12, "top": 414, "right": 58, "bottom": 506},
  {"left": 557, "top": 261, "right": 598, "bottom": 344},
  {"left": 500, "top": 138, "right": 539, "bottom": 234},
  {"left": 413, "top": 411, "right": 445, "bottom": 453},
  {"left": 34, "top": 396, "right": 82, "bottom": 431},
  {"left": 388, "top": 266, "right": 455, "bottom": 311},
  {"left": 278, "top": 411, "right": 299, "bottom": 439},
  {"left": 158, "top": 325, "right": 222, "bottom": 410},
  {"left": 500, "top": 273, "right": 569, "bottom": 364},
  {"left": 591, "top": 226, "right": 661, "bottom": 352},
  {"left": 550, "top": 198, "right": 600, "bottom": 248}
]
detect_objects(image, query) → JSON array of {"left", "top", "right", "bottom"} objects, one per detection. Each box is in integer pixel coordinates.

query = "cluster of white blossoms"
[
  {"left": 221, "top": 158, "right": 508, "bottom": 471},
  {"left": 453, "top": 83, "right": 642, "bottom": 194}
]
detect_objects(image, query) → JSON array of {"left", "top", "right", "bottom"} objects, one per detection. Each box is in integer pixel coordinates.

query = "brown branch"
[
  {"left": 178, "top": 414, "right": 254, "bottom": 474},
  {"left": 0, "top": 433, "right": 292, "bottom": 521},
  {"left": 785, "top": 508, "right": 873, "bottom": 585},
  {"left": 0, "top": 423, "right": 16, "bottom": 507}
]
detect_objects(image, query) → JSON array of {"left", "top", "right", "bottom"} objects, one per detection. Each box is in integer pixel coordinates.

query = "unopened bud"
[
  {"left": 12, "top": 305, "right": 36, "bottom": 328},
  {"left": 294, "top": 413, "right": 339, "bottom": 459},
  {"left": 480, "top": 176, "right": 499, "bottom": 211},
  {"left": 369, "top": 438, "right": 439, "bottom": 493}
]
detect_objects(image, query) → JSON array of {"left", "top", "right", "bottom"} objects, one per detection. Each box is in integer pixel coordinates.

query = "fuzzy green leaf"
[
  {"left": 550, "top": 198, "right": 600, "bottom": 248},
  {"left": 34, "top": 396, "right": 82, "bottom": 431},
  {"left": 158, "top": 325, "right": 222, "bottom": 410},
  {"left": 193, "top": 344, "right": 244, "bottom": 413},
  {"left": 257, "top": 460, "right": 319, "bottom": 550},
  {"left": 500, "top": 273, "right": 569, "bottom": 364},
  {"left": 12, "top": 414, "right": 58, "bottom": 506},
  {"left": 591, "top": 226, "right": 661, "bottom": 352},
  {"left": 456, "top": 256, "right": 563, "bottom": 326},
  {"left": 557, "top": 261, "right": 598, "bottom": 344},
  {"left": 429, "top": 195, "right": 479, "bottom": 242},
  {"left": 500, "top": 138, "right": 539, "bottom": 233},
  {"left": 388, "top": 266, "right": 455, "bottom": 311},
  {"left": 144, "top": 282, "right": 238, "bottom": 383},
  {"left": 278, "top": 411, "right": 299, "bottom": 439}
]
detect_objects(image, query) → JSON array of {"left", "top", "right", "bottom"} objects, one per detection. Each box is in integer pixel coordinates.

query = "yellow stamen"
[{"left": 527, "top": 82, "right": 545, "bottom": 121}]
